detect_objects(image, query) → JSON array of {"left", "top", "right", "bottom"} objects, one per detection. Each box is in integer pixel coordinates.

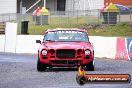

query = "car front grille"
[
  {"left": 51, "top": 60, "right": 80, "bottom": 65},
  {"left": 56, "top": 49, "right": 75, "bottom": 58}
]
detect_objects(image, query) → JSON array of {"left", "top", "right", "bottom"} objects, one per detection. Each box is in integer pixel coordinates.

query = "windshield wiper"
[{"left": 45, "top": 39, "right": 56, "bottom": 42}]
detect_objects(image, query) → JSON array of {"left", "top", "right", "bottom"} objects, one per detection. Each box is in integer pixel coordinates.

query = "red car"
[{"left": 36, "top": 28, "right": 95, "bottom": 71}]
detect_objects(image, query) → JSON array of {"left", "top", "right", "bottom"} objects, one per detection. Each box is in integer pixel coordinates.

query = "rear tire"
[
  {"left": 86, "top": 61, "right": 95, "bottom": 71},
  {"left": 37, "top": 59, "right": 47, "bottom": 72}
]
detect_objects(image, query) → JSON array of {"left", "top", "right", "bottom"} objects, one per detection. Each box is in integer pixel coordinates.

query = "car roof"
[{"left": 46, "top": 28, "right": 87, "bottom": 32}]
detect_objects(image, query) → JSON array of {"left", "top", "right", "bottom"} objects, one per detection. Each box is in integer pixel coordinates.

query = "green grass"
[
  {"left": 49, "top": 16, "right": 98, "bottom": 25},
  {"left": 27, "top": 23, "right": 132, "bottom": 38},
  {"left": 88, "top": 24, "right": 132, "bottom": 37}
]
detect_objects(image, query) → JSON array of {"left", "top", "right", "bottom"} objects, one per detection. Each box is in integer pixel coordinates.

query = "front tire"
[
  {"left": 37, "top": 59, "right": 47, "bottom": 72},
  {"left": 86, "top": 61, "right": 95, "bottom": 71}
]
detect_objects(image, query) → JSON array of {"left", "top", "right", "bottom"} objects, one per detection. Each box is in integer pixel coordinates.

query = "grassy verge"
[
  {"left": 88, "top": 24, "right": 132, "bottom": 37},
  {"left": 27, "top": 23, "right": 132, "bottom": 38}
]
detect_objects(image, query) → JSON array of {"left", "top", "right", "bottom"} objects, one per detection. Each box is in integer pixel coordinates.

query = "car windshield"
[{"left": 44, "top": 30, "right": 89, "bottom": 42}]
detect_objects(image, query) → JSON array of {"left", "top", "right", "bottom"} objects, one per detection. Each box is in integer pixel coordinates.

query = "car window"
[{"left": 44, "top": 30, "right": 89, "bottom": 42}]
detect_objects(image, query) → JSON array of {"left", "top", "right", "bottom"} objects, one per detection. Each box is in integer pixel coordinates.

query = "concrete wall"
[
  {"left": 4, "top": 22, "right": 17, "bottom": 53},
  {"left": 0, "top": 35, "right": 5, "bottom": 52},
  {"left": 85, "top": 0, "right": 104, "bottom": 10},
  {"left": 0, "top": 35, "right": 117, "bottom": 59},
  {"left": 0, "top": 0, "right": 16, "bottom": 14},
  {"left": 16, "top": 35, "right": 43, "bottom": 54},
  {"left": 90, "top": 36, "right": 117, "bottom": 59},
  {"left": 66, "top": 0, "right": 104, "bottom": 11}
]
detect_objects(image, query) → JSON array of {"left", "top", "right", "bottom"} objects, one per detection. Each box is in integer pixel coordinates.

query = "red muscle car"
[{"left": 36, "top": 28, "right": 94, "bottom": 71}]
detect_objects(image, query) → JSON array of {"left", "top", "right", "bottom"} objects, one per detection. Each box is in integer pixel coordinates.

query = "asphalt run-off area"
[{"left": 0, "top": 53, "right": 132, "bottom": 88}]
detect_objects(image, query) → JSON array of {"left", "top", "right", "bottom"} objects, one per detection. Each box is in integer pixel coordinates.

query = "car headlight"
[
  {"left": 42, "top": 50, "right": 47, "bottom": 55},
  {"left": 85, "top": 50, "right": 91, "bottom": 55}
]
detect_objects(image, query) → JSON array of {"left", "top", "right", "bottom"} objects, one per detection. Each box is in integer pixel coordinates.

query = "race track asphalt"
[{"left": 0, "top": 53, "right": 132, "bottom": 88}]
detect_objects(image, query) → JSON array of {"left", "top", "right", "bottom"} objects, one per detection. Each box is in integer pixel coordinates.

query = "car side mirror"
[{"left": 36, "top": 40, "right": 41, "bottom": 44}]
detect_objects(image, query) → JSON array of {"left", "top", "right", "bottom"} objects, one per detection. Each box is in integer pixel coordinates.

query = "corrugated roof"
[{"left": 104, "top": 0, "right": 132, "bottom": 6}]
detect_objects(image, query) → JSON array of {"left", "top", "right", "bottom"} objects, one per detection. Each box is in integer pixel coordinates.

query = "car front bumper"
[{"left": 40, "top": 58, "right": 93, "bottom": 67}]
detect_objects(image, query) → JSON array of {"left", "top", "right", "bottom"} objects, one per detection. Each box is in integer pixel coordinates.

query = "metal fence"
[
  {"left": 0, "top": 10, "right": 132, "bottom": 24},
  {"left": 0, "top": 10, "right": 132, "bottom": 34}
]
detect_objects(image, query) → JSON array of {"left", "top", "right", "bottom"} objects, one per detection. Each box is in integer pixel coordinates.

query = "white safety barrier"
[
  {"left": 16, "top": 35, "right": 43, "bottom": 54},
  {"left": 5, "top": 22, "right": 17, "bottom": 53},
  {"left": 0, "top": 34, "right": 117, "bottom": 59},
  {"left": 89, "top": 36, "right": 117, "bottom": 59},
  {"left": 0, "top": 35, "right": 5, "bottom": 52}
]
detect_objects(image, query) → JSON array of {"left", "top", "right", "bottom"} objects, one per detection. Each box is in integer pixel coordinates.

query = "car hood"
[{"left": 43, "top": 42, "right": 92, "bottom": 50}]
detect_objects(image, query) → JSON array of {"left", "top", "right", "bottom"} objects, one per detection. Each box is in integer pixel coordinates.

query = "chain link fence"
[{"left": 0, "top": 10, "right": 132, "bottom": 35}]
